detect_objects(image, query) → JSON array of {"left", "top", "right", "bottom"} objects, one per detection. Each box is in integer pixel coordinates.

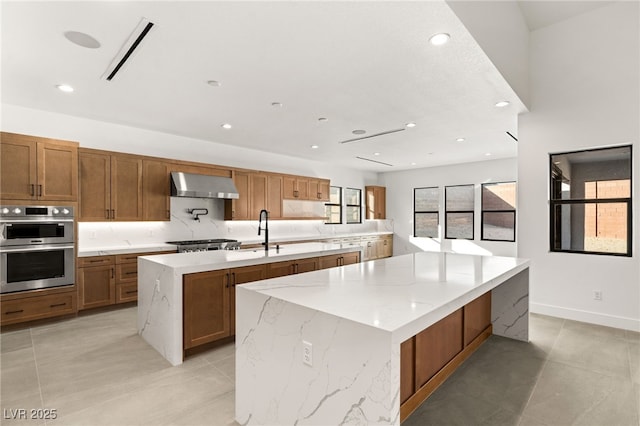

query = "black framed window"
[
  {"left": 481, "top": 182, "right": 516, "bottom": 242},
  {"left": 345, "top": 188, "right": 362, "bottom": 224},
  {"left": 550, "top": 145, "right": 632, "bottom": 256},
  {"left": 445, "top": 184, "right": 474, "bottom": 239},
  {"left": 414, "top": 187, "right": 439, "bottom": 238},
  {"left": 325, "top": 186, "right": 342, "bottom": 224}
]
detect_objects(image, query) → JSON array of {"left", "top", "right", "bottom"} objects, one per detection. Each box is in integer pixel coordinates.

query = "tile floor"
[{"left": 1, "top": 308, "right": 638, "bottom": 425}]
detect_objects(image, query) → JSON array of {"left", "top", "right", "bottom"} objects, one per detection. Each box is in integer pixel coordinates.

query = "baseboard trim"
[{"left": 530, "top": 303, "right": 640, "bottom": 332}]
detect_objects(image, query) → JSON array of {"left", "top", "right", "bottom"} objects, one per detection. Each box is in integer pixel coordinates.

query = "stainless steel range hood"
[{"left": 170, "top": 172, "right": 239, "bottom": 199}]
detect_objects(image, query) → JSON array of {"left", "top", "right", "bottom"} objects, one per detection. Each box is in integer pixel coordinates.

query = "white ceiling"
[
  {"left": 518, "top": 0, "right": 613, "bottom": 31},
  {"left": 0, "top": 1, "right": 556, "bottom": 172}
]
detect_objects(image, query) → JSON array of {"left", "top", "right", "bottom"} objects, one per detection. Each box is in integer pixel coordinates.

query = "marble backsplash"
[{"left": 78, "top": 197, "right": 393, "bottom": 250}]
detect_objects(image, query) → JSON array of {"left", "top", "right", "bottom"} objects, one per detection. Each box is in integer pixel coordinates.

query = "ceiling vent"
[
  {"left": 339, "top": 128, "right": 405, "bottom": 144},
  {"left": 356, "top": 156, "right": 393, "bottom": 167},
  {"left": 102, "top": 18, "right": 155, "bottom": 81}
]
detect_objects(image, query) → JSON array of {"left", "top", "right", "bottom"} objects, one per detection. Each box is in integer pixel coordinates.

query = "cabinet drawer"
[
  {"left": 116, "top": 283, "right": 138, "bottom": 304},
  {"left": 116, "top": 263, "right": 138, "bottom": 283},
  {"left": 1, "top": 292, "right": 76, "bottom": 326},
  {"left": 116, "top": 253, "right": 139, "bottom": 264},
  {"left": 77, "top": 256, "right": 115, "bottom": 267}
]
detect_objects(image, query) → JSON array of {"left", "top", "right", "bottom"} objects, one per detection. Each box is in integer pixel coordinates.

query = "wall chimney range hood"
[{"left": 170, "top": 172, "right": 239, "bottom": 199}]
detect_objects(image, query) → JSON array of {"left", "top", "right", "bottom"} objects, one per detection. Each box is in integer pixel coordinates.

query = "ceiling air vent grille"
[
  {"left": 339, "top": 128, "right": 405, "bottom": 144},
  {"left": 356, "top": 156, "right": 393, "bottom": 167},
  {"left": 102, "top": 18, "right": 155, "bottom": 81}
]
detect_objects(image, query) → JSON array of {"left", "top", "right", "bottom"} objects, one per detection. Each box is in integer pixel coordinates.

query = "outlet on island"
[{"left": 302, "top": 340, "right": 313, "bottom": 366}]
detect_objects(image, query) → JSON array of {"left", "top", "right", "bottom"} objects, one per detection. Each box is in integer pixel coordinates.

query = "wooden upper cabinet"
[
  {"left": 79, "top": 149, "right": 142, "bottom": 221},
  {"left": 266, "top": 174, "right": 283, "bottom": 219},
  {"left": 283, "top": 176, "right": 310, "bottom": 200},
  {"left": 249, "top": 173, "right": 267, "bottom": 221},
  {"left": 0, "top": 132, "right": 78, "bottom": 202},
  {"left": 224, "top": 170, "right": 250, "bottom": 220},
  {"left": 308, "top": 179, "right": 330, "bottom": 201},
  {"left": 143, "top": 160, "right": 171, "bottom": 221},
  {"left": 365, "top": 185, "right": 386, "bottom": 219}
]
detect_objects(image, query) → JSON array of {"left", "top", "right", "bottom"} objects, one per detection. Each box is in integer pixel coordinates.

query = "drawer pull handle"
[
  {"left": 5, "top": 310, "right": 24, "bottom": 315},
  {"left": 89, "top": 260, "right": 104, "bottom": 263},
  {"left": 124, "top": 271, "right": 137, "bottom": 275},
  {"left": 38, "top": 184, "right": 43, "bottom": 197},
  {"left": 125, "top": 290, "right": 137, "bottom": 294},
  {"left": 30, "top": 184, "right": 35, "bottom": 196},
  {"left": 50, "top": 303, "right": 66, "bottom": 308}
]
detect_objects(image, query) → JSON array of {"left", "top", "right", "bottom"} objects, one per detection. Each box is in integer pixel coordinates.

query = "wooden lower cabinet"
[
  {"left": 183, "top": 270, "right": 231, "bottom": 350},
  {"left": 229, "top": 264, "right": 267, "bottom": 335},
  {"left": 318, "top": 251, "right": 361, "bottom": 269},
  {"left": 77, "top": 256, "right": 116, "bottom": 310},
  {"left": 400, "top": 291, "right": 492, "bottom": 422},
  {"left": 266, "top": 257, "right": 319, "bottom": 278},
  {"left": 0, "top": 287, "right": 76, "bottom": 326}
]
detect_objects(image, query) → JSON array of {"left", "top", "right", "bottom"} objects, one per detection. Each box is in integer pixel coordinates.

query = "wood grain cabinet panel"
[
  {"left": 400, "top": 337, "right": 416, "bottom": 404},
  {"left": 415, "top": 308, "right": 463, "bottom": 388},
  {"left": 110, "top": 154, "right": 143, "bottom": 221},
  {"left": 463, "top": 291, "right": 492, "bottom": 346},
  {"left": 224, "top": 171, "right": 250, "bottom": 220},
  {"left": 229, "top": 264, "right": 267, "bottom": 335},
  {"left": 283, "top": 176, "right": 310, "bottom": 200},
  {"left": 77, "top": 257, "right": 116, "bottom": 310},
  {"left": 183, "top": 270, "right": 230, "bottom": 349},
  {"left": 365, "top": 186, "right": 386, "bottom": 219},
  {"left": 308, "top": 179, "right": 330, "bottom": 201},
  {"left": 1, "top": 132, "right": 78, "bottom": 202},
  {"left": 266, "top": 174, "right": 283, "bottom": 219},
  {"left": 143, "top": 160, "right": 171, "bottom": 221},
  {"left": 1, "top": 290, "right": 76, "bottom": 326},
  {"left": 116, "top": 283, "right": 138, "bottom": 304}
]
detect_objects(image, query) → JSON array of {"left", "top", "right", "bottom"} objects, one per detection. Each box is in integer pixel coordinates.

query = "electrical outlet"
[
  {"left": 148, "top": 229, "right": 154, "bottom": 237},
  {"left": 593, "top": 290, "right": 602, "bottom": 301},
  {"left": 155, "top": 279, "right": 161, "bottom": 292},
  {"left": 90, "top": 231, "right": 97, "bottom": 239},
  {"left": 302, "top": 341, "right": 313, "bottom": 366}
]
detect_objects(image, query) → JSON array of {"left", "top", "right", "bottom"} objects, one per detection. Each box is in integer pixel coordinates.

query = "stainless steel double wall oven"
[{"left": 0, "top": 206, "right": 75, "bottom": 294}]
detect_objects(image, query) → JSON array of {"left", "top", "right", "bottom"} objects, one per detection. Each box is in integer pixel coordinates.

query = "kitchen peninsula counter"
[
  {"left": 137, "top": 242, "right": 363, "bottom": 365},
  {"left": 235, "top": 252, "right": 530, "bottom": 425}
]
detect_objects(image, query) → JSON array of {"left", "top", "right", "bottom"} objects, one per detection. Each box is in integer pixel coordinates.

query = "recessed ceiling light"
[
  {"left": 495, "top": 101, "right": 510, "bottom": 108},
  {"left": 271, "top": 102, "right": 282, "bottom": 107},
  {"left": 411, "top": 162, "right": 417, "bottom": 166},
  {"left": 64, "top": 31, "right": 101, "bottom": 49},
  {"left": 374, "top": 152, "right": 380, "bottom": 156},
  {"left": 318, "top": 117, "right": 328, "bottom": 122},
  {"left": 485, "top": 152, "right": 492, "bottom": 156},
  {"left": 352, "top": 130, "right": 366, "bottom": 135},
  {"left": 221, "top": 123, "right": 232, "bottom": 129},
  {"left": 429, "top": 33, "right": 450, "bottom": 46},
  {"left": 56, "top": 84, "right": 74, "bottom": 93},
  {"left": 311, "top": 145, "right": 319, "bottom": 149},
  {"left": 456, "top": 138, "right": 465, "bottom": 142},
  {"left": 207, "top": 80, "right": 221, "bottom": 87},
  {"left": 406, "top": 122, "right": 416, "bottom": 128}
]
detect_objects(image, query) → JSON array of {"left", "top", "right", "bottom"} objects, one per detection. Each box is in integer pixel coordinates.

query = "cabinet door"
[
  {"left": 365, "top": 186, "right": 387, "bottom": 219},
  {"left": 376, "top": 187, "right": 386, "bottom": 219},
  {"left": 380, "top": 235, "right": 393, "bottom": 258},
  {"left": 116, "top": 262, "right": 138, "bottom": 283},
  {"left": 342, "top": 251, "right": 361, "bottom": 266},
  {"left": 225, "top": 171, "right": 250, "bottom": 220},
  {"left": 295, "top": 257, "right": 318, "bottom": 274},
  {"left": 296, "top": 177, "right": 310, "bottom": 200},
  {"left": 116, "top": 283, "right": 138, "bottom": 304},
  {"left": 143, "top": 160, "right": 171, "bottom": 221},
  {"left": 229, "top": 264, "right": 266, "bottom": 335},
  {"left": 318, "top": 179, "right": 330, "bottom": 201},
  {"left": 283, "top": 176, "right": 297, "bottom": 199},
  {"left": 1, "top": 291, "right": 76, "bottom": 326},
  {"left": 249, "top": 173, "right": 267, "bottom": 221},
  {"left": 308, "top": 179, "right": 320, "bottom": 200},
  {"left": 318, "top": 254, "right": 341, "bottom": 270},
  {"left": 0, "top": 133, "right": 37, "bottom": 200},
  {"left": 37, "top": 140, "right": 78, "bottom": 201},
  {"left": 183, "top": 270, "right": 230, "bottom": 349},
  {"left": 266, "top": 174, "right": 283, "bottom": 219},
  {"left": 111, "top": 155, "right": 143, "bottom": 221},
  {"left": 78, "top": 265, "right": 116, "bottom": 310},
  {"left": 266, "top": 260, "right": 294, "bottom": 278},
  {"left": 79, "top": 151, "right": 111, "bottom": 221}
]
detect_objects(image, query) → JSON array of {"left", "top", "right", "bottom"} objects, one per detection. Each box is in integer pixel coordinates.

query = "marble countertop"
[
  {"left": 138, "top": 242, "right": 362, "bottom": 276},
  {"left": 239, "top": 251, "right": 529, "bottom": 342},
  {"left": 77, "top": 231, "right": 392, "bottom": 257}
]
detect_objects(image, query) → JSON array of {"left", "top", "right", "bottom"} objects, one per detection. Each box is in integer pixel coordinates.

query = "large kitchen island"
[{"left": 235, "top": 251, "right": 529, "bottom": 425}]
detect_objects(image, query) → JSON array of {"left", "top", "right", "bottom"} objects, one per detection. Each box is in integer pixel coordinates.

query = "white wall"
[
  {"left": 518, "top": 2, "right": 639, "bottom": 331},
  {"left": 380, "top": 157, "right": 518, "bottom": 258},
  {"left": 1, "top": 104, "right": 385, "bottom": 245}
]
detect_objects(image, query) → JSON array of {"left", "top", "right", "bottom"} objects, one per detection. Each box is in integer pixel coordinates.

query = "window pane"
[
  {"left": 482, "top": 182, "right": 516, "bottom": 210},
  {"left": 325, "top": 205, "right": 341, "bottom": 224},
  {"left": 346, "top": 206, "right": 361, "bottom": 224},
  {"left": 551, "top": 146, "right": 631, "bottom": 200},
  {"left": 415, "top": 187, "right": 439, "bottom": 211},
  {"left": 329, "top": 186, "right": 341, "bottom": 204},
  {"left": 345, "top": 188, "right": 360, "bottom": 206},
  {"left": 482, "top": 212, "right": 515, "bottom": 241},
  {"left": 446, "top": 212, "right": 473, "bottom": 239},
  {"left": 415, "top": 212, "right": 438, "bottom": 238},
  {"left": 552, "top": 202, "right": 628, "bottom": 254},
  {"left": 446, "top": 185, "right": 474, "bottom": 211}
]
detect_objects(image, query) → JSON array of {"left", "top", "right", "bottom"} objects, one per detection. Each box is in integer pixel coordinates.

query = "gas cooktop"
[
  {"left": 166, "top": 239, "right": 238, "bottom": 245},
  {"left": 166, "top": 239, "right": 241, "bottom": 253}
]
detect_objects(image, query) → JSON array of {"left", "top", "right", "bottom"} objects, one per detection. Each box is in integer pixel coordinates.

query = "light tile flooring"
[{"left": 1, "top": 308, "right": 638, "bottom": 426}]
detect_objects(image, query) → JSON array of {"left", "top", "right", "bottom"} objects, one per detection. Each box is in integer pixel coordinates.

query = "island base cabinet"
[
  {"left": 266, "top": 257, "right": 318, "bottom": 278},
  {"left": 77, "top": 256, "right": 116, "bottom": 310},
  {"left": 183, "top": 270, "right": 230, "bottom": 350},
  {"left": 230, "top": 264, "right": 267, "bottom": 336}
]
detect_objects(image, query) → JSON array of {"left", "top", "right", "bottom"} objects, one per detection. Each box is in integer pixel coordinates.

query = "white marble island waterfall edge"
[
  {"left": 235, "top": 252, "right": 530, "bottom": 425},
  {"left": 136, "top": 242, "right": 364, "bottom": 366}
]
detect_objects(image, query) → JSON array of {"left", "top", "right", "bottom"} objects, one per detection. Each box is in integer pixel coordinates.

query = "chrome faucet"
[{"left": 258, "top": 209, "right": 269, "bottom": 251}]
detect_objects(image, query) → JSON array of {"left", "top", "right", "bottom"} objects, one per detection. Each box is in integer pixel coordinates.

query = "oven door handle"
[{"left": 0, "top": 244, "right": 74, "bottom": 253}]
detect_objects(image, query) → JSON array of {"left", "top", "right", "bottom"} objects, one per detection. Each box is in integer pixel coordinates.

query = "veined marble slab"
[
  {"left": 78, "top": 243, "right": 177, "bottom": 257},
  {"left": 236, "top": 252, "right": 529, "bottom": 425},
  {"left": 137, "top": 242, "right": 363, "bottom": 365}
]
